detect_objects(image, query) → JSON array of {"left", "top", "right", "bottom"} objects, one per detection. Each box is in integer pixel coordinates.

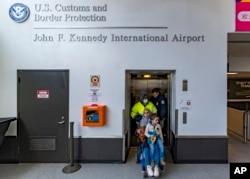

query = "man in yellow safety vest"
[{"left": 131, "top": 93, "right": 157, "bottom": 123}]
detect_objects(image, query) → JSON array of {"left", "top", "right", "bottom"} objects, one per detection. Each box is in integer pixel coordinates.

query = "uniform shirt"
[{"left": 150, "top": 95, "right": 166, "bottom": 120}]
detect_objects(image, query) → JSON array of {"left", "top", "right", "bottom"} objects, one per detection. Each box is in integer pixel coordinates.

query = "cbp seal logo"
[{"left": 9, "top": 3, "right": 30, "bottom": 23}]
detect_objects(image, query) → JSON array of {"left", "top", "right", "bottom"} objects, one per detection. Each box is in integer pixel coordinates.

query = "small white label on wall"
[
  {"left": 89, "top": 89, "right": 101, "bottom": 102},
  {"left": 179, "top": 99, "right": 191, "bottom": 110}
]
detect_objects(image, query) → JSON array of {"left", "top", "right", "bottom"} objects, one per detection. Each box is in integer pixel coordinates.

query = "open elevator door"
[{"left": 124, "top": 70, "right": 173, "bottom": 151}]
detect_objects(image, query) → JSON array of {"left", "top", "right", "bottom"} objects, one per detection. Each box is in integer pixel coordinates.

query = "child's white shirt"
[{"left": 144, "top": 122, "right": 164, "bottom": 142}]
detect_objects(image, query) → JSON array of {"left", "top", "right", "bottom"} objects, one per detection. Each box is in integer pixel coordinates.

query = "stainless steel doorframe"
[{"left": 167, "top": 72, "right": 174, "bottom": 147}]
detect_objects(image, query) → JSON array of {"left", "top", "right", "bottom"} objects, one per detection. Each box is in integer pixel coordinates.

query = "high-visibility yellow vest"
[{"left": 130, "top": 101, "right": 157, "bottom": 119}]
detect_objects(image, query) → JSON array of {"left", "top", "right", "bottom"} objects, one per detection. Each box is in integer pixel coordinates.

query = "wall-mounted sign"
[
  {"left": 228, "top": 79, "right": 250, "bottom": 100},
  {"left": 37, "top": 90, "right": 50, "bottom": 99},
  {"left": 179, "top": 99, "right": 192, "bottom": 110},
  {"left": 9, "top": 3, "right": 30, "bottom": 23},
  {"left": 235, "top": 0, "right": 250, "bottom": 31},
  {"left": 90, "top": 75, "right": 100, "bottom": 87},
  {"left": 89, "top": 89, "right": 101, "bottom": 102}
]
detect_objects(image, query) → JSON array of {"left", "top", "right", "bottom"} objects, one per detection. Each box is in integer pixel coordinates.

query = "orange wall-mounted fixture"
[{"left": 82, "top": 104, "right": 106, "bottom": 126}]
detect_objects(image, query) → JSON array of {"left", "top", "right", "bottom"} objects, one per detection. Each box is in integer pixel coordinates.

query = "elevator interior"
[{"left": 125, "top": 70, "right": 173, "bottom": 150}]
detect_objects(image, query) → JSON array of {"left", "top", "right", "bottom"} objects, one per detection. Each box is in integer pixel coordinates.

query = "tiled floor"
[{"left": 0, "top": 133, "right": 249, "bottom": 179}]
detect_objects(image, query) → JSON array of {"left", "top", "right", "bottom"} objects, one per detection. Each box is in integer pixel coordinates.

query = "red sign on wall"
[
  {"left": 236, "top": 1, "right": 250, "bottom": 31},
  {"left": 37, "top": 90, "right": 50, "bottom": 99}
]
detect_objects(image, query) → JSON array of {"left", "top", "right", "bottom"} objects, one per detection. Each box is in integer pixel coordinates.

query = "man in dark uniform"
[{"left": 150, "top": 88, "right": 166, "bottom": 124}]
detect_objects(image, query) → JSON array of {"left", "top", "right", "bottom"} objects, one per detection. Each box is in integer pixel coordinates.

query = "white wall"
[{"left": 0, "top": 0, "right": 234, "bottom": 137}]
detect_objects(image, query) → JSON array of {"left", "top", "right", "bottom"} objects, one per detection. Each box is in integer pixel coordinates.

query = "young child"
[
  {"left": 144, "top": 114, "right": 166, "bottom": 166},
  {"left": 136, "top": 108, "right": 154, "bottom": 176}
]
